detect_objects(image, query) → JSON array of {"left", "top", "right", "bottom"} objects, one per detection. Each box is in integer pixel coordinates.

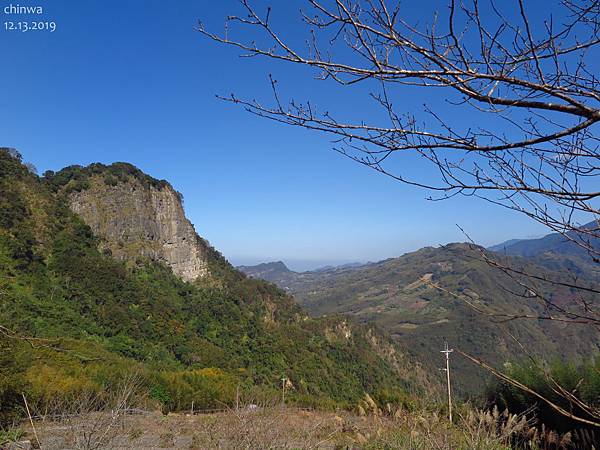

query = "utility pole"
[
  {"left": 440, "top": 341, "right": 454, "bottom": 424},
  {"left": 281, "top": 377, "right": 287, "bottom": 407}
]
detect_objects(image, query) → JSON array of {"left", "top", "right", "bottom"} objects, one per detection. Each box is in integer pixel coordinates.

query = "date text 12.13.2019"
[{"left": 4, "top": 21, "right": 56, "bottom": 32}]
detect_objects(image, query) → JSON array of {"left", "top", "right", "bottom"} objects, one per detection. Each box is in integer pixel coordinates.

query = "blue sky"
[{"left": 0, "top": 0, "right": 564, "bottom": 270}]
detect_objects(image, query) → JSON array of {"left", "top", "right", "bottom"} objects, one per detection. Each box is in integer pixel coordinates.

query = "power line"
[
  {"left": 281, "top": 376, "right": 287, "bottom": 407},
  {"left": 440, "top": 341, "right": 454, "bottom": 424}
]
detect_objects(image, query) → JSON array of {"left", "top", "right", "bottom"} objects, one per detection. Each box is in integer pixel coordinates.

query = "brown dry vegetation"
[
  {"left": 10, "top": 406, "right": 570, "bottom": 450},
  {"left": 5, "top": 375, "right": 576, "bottom": 450}
]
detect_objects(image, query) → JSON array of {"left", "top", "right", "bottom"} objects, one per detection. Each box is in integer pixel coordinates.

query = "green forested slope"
[
  {"left": 241, "top": 245, "right": 600, "bottom": 395},
  {"left": 0, "top": 149, "right": 427, "bottom": 425}
]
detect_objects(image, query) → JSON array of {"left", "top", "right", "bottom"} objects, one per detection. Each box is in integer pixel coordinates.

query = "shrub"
[{"left": 487, "top": 357, "right": 600, "bottom": 436}]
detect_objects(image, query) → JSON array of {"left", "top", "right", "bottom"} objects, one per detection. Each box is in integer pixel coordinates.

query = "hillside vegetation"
[
  {"left": 0, "top": 149, "right": 429, "bottom": 426},
  {"left": 240, "top": 245, "right": 600, "bottom": 395}
]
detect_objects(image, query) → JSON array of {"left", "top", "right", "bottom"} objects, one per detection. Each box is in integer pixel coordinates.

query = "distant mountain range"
[
  {"left": 313, "top": 262, "right": 369, "bottom": 272},
  {"left": 489, "top": 221, "right": 599, "bottom": 259},
  {"left": 239, "top": 231, "right": 600, "bottom": 394},
  {"left": 487, "top": 238, "right": 528, "bottom": 252},
  {"left": 488, "top": 222, "right": 600, "bottom": 280},
  {"left": 237, "top": 261, "right": 293, "bottom": 281}
]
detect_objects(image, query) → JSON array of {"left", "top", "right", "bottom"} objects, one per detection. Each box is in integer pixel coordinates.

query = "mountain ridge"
[
  {"left": 46, "top": 162, "right": 220, "bottom": 282},
  {"left": 0, "top": 149, "right": 432, "bottom": 423},
  {"left": 239, "top": 242, "right": 600, "bottom": 393},
  {"left": 489, "top": 221, "right": 599, "bottom": 259}
]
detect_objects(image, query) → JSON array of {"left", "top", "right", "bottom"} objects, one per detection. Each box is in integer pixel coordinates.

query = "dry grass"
[
  {"left": 16, "top": 404, "right": 569, "bottom": 450},
  {"left": 29, "top": 408, "right": 360, "bottom": 450},
  {"left": 12, "top": 384, "right": 576, "bottom": 450}
]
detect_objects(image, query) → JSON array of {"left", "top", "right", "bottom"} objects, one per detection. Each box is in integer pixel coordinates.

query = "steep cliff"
[
  {"left": 48, "top": 163, "right": 215, "bottom": 282},
  {"left": 1, "top": 150, "right": 432, "bottom": 421}
]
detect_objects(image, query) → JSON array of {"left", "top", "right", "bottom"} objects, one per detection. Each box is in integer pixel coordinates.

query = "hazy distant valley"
[{"left": 239, "top": 233, "right": 600, "bottom": 393}]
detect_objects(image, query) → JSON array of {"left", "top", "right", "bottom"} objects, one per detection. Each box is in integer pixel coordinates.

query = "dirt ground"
[
  {"left": 15, "top": 405, "right": 542, "bottom": 449},
  {"left": 24, "top": 407, "right": 393, "bottom": 449}
]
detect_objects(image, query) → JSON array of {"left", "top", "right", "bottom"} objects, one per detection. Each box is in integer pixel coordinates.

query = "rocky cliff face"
[{"left": 66, "top": 172, "right": 211, "bottom": 282}]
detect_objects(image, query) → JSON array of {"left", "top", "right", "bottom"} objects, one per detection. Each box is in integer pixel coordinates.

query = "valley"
[{"left": 240, "top": 241, "right": 600, "bottom": 394}]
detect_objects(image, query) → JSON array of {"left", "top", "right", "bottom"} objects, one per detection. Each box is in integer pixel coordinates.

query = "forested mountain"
[
  {"left": 240, "top": 244, "right": 600, "bottom": 394},
  {"left": 488, "top": 239, "right": 527, "bottom": 252},
  {"left": 489, "top": 224, "right": 600, "bottom": 291},
  {"left": 236, "top": 261, "right": 295, "bottom": 285},
  {"left": 488, "top": 223, "right": 600, "bottom": 281},
  {"left": 0, "top": 148, "right": 429, "bottom": 425},
  {"left": 489, "top": 222, "right": 599, "bottom": 260}
]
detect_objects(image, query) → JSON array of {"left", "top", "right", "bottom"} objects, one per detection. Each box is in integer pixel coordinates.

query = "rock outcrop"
[{"left": 66, "top": 171, "right": 211, "bottom": 282}]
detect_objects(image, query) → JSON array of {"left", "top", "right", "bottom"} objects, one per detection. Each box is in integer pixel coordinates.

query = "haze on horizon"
[{"left": 0, "top": 0, "right": 559, "bottom": 271}]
